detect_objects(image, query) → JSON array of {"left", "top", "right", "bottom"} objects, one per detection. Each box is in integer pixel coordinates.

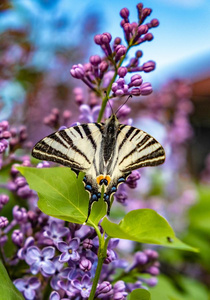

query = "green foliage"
[
  {"left": 149, "top": 275, "right": 209, "bottom": 300},
  {"left": 0, "top": 260, "right": 24, "bottom": 300},
  {"left": 101, "top": 209, "right": 197, "bottom": 251},
  {"left": 129, "top": 288, "right": 151, "bottom": 300},
  {"left": 17, "top": 166, "right": 106, "bottom": 226}
]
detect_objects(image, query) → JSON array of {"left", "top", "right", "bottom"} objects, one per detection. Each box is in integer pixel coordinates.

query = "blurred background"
[{"left": 0, "top": 0, "right": 210, "bottom": 299}]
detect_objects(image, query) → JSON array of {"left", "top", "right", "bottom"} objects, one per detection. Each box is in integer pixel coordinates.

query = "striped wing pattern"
[
  {"left": 117, "top": 124, "right": 165, "bottom": 172},
  {"left": 32, "top": 115, "right": 165, "bottom": 222},
  {"left": 32, "top": 123, "right": 103, "bottom": 172}
]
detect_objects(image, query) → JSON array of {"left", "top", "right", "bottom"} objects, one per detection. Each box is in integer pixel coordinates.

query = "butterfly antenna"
[
  {"left": 115, "top": 95, "right": 132, "bottom": 117},
  {"left": 104, "top": 91, "right": 114, "bottom": 115}
]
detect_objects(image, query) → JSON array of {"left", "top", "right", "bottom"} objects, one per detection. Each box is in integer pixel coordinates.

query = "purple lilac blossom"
[
  {"left": 25, "top": 246, "right": 56, "bottom": 276},
  {"left": 13, "top": 277, "right": 40, "bottom": 300},
  {"left": 58, "top": 238, "right": 80, "bottom": 262}
]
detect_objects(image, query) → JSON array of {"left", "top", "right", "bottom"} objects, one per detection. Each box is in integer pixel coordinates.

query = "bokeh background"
[{"left": 0, "top": 0, "right": 210, "bottom": 299}]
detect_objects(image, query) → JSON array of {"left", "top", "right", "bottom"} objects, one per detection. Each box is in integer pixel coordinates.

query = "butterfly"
[{"left": 32, "top": 114, "right": 165, "bottom": 222}]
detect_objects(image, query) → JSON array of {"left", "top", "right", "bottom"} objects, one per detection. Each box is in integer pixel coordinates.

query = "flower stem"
[{"left": 88, "top": 232, "right": 110, "bottom": 300}]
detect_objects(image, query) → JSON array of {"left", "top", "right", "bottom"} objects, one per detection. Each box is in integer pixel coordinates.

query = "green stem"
[
  {"left": 97, "top": 45, "right": 132, "bottom": 123},
  {"left": 88, "top": 229, "right": 111, "bottom": 300}
]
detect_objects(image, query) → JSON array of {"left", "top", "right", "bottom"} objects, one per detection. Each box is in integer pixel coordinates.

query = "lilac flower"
[
  {"left": 43, "top": 220, "right": 70, "bottom": 245},
  {"left": 50, "top": 257, "right": 64, "bottom": 290},
  {"left": 25, "top": 246, "right": 56, "bottom": 276},
  {"left": 0, "top": 216, "right": 9, "bottom": 228},
  {"left": 79, "top": 257, "right": 92, "bottom": 272},
  {"left": 13, "top": 205, "right": 28, "bottom": 223},
  {"left": 18, "top": 236, "right": 35, "bottom": 260},
  {"left": 95, "top": 281, "right": 113, "bottom": 298},
  {"left": 12, "top": 229, "right": 23, "bottom": 246},
  {"left": 14, "top": 277, "right": 40, "bottom": 300},
  {"left": 58, "top": 238, "right": 80, "bottom": 262},
  {"left": 0, "top": 194, "right": 9, "bottom": 206},
  {"left": 72, "top": 274, "right": 93, "bottom": 298},
  {"left": 113, "top": 281, "right": 128, "bottom": 300}
]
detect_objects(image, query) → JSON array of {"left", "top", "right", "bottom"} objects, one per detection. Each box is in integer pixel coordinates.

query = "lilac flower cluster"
[
  {"left": 1, "top": 201, "right": 159, "bottom": 300},
  {"left": 43, "top": 108, "right": 72, "bottom": 130},
  {"left": 0, "top": 111, "right": 157, "bottom": 300},
  {"left": 70, "top": 3, "right": 158, "bottom": 100}
]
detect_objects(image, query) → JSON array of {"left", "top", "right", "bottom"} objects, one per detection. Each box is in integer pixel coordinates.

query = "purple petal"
[
  {"left": 50, "top": 291, "right": 60, "bottom": 300},
  {"left": 69, "top": 238, "right": 79, "bottom": 250},
  {"left": 59, "top": 252, "right": 70, "bottom": 263},
  {"left": 24, "top": 288, "right": 35, "bottom": 300},
  {"left": 42, "top": 246, "right": 55, "bottom": 259},
  {"left": 57, "top": 227, "right": 69, "bottom": 237},
  {"left": 70, "top": 250, "right": 80, "bottom": 261},
  {"left": 71, "top": 279, "right": 81, "bottom": 290},
  {"left": 41, "top": 261, "right": 56, "bottom": 275},
  {"left": 30, "top": 261, "right": 41, "bottom": 274},
  {"left": 81, "top": 274, "right": 91, "bottom": 286},
  {"left": 26, "top": 246, "right": 41, "bottom": 264},
  {"left": 28, "top": 277, "right": 41, "bottom": 289},
  {"left": 81, "top": 288, "right": 91, "bottom": 298},
  {"left": 57, "top": 241, "right": 69, "bottom": 252},
  {"left": 13, "top": 279, "right": 26, "bottom": 291},
  {"left": 50, "top": 221, "right": 58, "bottom": 233}
]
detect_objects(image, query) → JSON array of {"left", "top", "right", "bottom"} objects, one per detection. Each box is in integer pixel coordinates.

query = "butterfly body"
[{"left": 32, "top": 114, "right": 165, "bottom": 222}]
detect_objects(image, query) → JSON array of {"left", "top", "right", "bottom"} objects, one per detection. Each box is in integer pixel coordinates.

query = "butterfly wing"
[
  {"left": 32, "top": 123, "right": 103, "bottom": 173},
  {"left": 117, "top": 124, "right": 165, "bottom": 173}
]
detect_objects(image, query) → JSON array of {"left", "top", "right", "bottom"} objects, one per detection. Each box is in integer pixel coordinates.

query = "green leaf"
[
  {"left": 17, "top": 166, "right": 106, "bottom": 226},
  {"left": 129, "top": 288, "right": 151, "bottom": 300},
  {"left": 149, "top": 275, "right": 209, "bottom": 300},
  {"left": 101, "top": 209, "right": 197, "bottom": 251},
  {"left": 0, "top": 260, "right": 24, "bottom": 300}
]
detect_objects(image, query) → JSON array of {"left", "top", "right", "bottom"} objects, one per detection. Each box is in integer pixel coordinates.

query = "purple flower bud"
[
  {"left": 0, "top": 194, "right": 9, "bottom": 205},
  {"left": 12, "top": 229, "right": 23, "bottom": 246},
  {"left": 70, "top": 64, "right": 85, "bottom": 79},
  {"left": 123, "top": 23, "right": 132, "bottom": 42},
  {"left": 2, "top": 131, "right": 11, "bottom": 139},
  {"left": 15, "top": 176, "right": 27, "bottom": 188},
  {"left": 131, "top": 88, "right": 141, "bottom": 96},
  {"left": 114, "top": 280, "right": 126, "bottom": 292},
  {"left": 79, "top": 257, "right": 92, "bottom": 272},
  {"left": 94, "top": 34, "right": 102, "bottom": 45},
  {"left": 0, "top": 120, "right": 9, "bottom": 130},
  {"left": 120, "top": 8, "right": 129, "bottom": 19},
  {"left": 129, "top": 74, "right": 143, "bottom": 87},
  {"left": 135, "top": 251, "right": 148, "bottom": 265},
  {"left": 150, "top": 18, "right": 159, "bottom": 27},
  {"left": 117, "top": 67, "right": 128, "bottom": 78},
  {"left": 143, "top": 60, "right": 156, "bottom": 72},
  {"left": 96, "top": 281, "right": 112, "bottom": 298},
  {"left": 90, "top": 55, "right": 102, "bottom": 66},
  {"left": 146, "top": 266, "right": 160, "bottom": 276},
  {"left": 140, "top": 82, "right": 153, "bottom": 95},
  {"left": 101, "top": 32, "right": 112, "bottom": 44},
  {"left": 83, "top": 238, "right": 93, "bottom": 249},
  {"left": 17, "top": 185, "right": 31, "bottom": 198},
  {"left": 0, "top": 216, "right": 9, "bottom": 228},
  {"left": 115, "top": 45, "right": 127, "bottom": 62},
  {"left": 144, "top": 249, "right": 159, "bottom": 259},
  {"left": 99, "top": 61, "right": 109, "bottom": 73},
  {"left": 144, "top": 32, "right": 153, "bottom": 41},
  {"left": 126, "top": 170, "right": 141, "bottom": 188},
  {"left": 13, "top": 206, "right": 28, "bottom": 223},
  {"left": 147, "top": 277, "right": 158, "bottom": 287},
  {"left": 138, "top": 24, "right": 148, "bottom": 35}
]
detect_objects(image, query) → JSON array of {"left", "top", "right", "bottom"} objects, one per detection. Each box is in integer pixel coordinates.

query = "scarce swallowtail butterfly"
[{"left": 32, "top": 114, "right": 165, "bottom": 222}]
